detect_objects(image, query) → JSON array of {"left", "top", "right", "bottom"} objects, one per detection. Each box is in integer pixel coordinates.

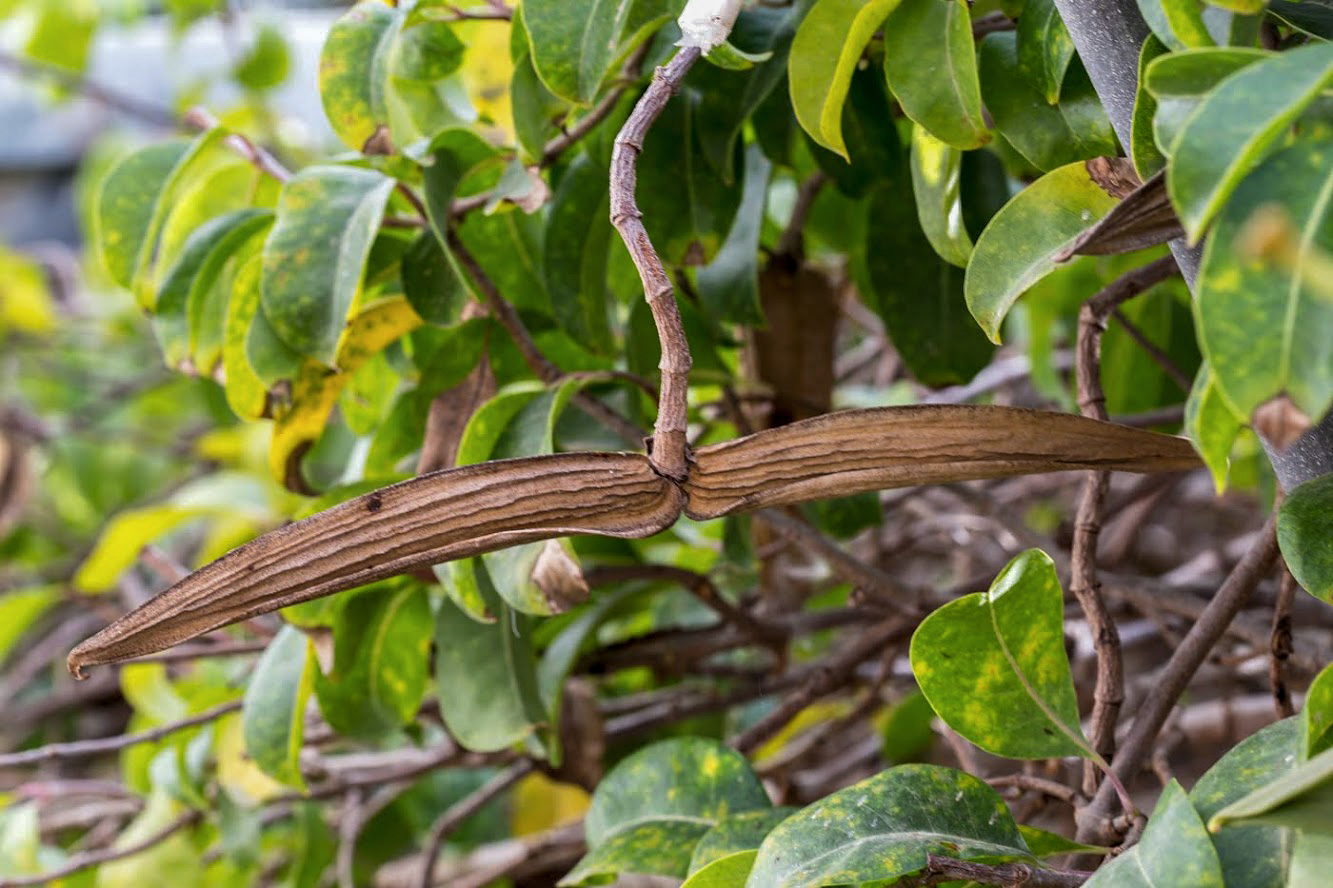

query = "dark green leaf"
[
  {"left": 544, "top": 154, "right": 612, "bottom": 350},
  {"left": 260, "top": 165, "right": 396, "bottom": 364},
  {"left": 1083, "top": 780, "right": 1223, "bottom": 887},
  {"left": 808, "top": 64, "right": 904, "bottom": 199},
  {"left": 242, "top": 626, "right": 315, "bottom": 790},
  {"left": 880, "top": 688, "right": 936, "bottom": 763},
  {"left": 1016, "top": 0, "right": 1075, "bottom": 104},
  {"left": 1278, "top": 473, "right": 1333, "bottom": 606},
  {"left": 697, "top": 145, "right": 770, "bottom": 325},
  {"left": 748, "top": 764, "right": 1032, "bottom": 886},
  {"left": 401, "top": 231, "right": 467, "bottom": 326},
  {"left": 1143, "top": 47, "right": 1270, "bottom": 160},
  {"left": 1208, "top": 746, "right": 1333, "bottom": 836},
  {"left": 883, "top": 0, "right": 988, "bottom": 149},
  {"left": 1168, "top": 42, "right": 1333, "bottom": 241},
  {"left": 911, "top": 549, "right": 1094, "bottom": 760},
  {"left": 522, "top": 0, "right": 679, "bottom": 104},
  {"left": 1195, "top": 140, "right": 1333, "bottom": 422},
  {"left": 1131, "top": 36, "right": 1171, "bottom": 178}
]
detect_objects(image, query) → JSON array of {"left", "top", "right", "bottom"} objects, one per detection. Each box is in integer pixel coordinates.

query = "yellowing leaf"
[
  {"left": 511, "top": 772, "right": 590, "bottom": 836},
  {"left": 0, "top": 248, "right": 57, "bottom": 335}
]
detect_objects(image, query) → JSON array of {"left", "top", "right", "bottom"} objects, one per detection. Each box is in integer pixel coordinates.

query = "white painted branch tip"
[{"left": 677, "top": 0, "right": 742, "bottom": 50}]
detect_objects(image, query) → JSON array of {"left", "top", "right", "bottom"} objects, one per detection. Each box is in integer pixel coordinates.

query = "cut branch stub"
[
  {"left": 67, "top": 405, "right": 1201, "bottom": 675},
  {"left": 609, "top": 46, "right": 701, "bottom": 481}
]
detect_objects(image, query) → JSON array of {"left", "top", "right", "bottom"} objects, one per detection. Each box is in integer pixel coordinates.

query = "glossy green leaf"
[
  {"left": 1018, "top": 824, "right": 1108, "bottom": 858},
  {"left": 864, "top": 175, "right": 994, "bottom": 386},
  {"left": 884, "top": 0, "right": 988, "bottom": 149},
  {"left": 911, "top": 549, "right": 1093, "bottom": 760},
  {"left": 94, "top": 133, "right": 221, "bottom": 307},
  {"left": 788, "top": 0, "right": 901, "bottom": 158},
  {"left": 155, "top": 209, "right": 272, "bottom": 370},
  {"left": 1195, "top": 140, "right": 1333, "bottom": 422},
  {"left": 1168, "top": 42, "right": 1333, "bottom": 241},
  {"left": 1139, "top": 0, "right": 1216, "bottom": 49},
  {"left": 1185, "top": 363, "right": 1243, "bottom": 492},
  {"left": 563, "top": 738, "right": 769, "bottom": 884},
  {"left": 748, "top": 764, "right": 1031, "bottom": 886},
  {"left": 1272, "top": 0, "right": 1333, "bottom": 38},
  {"left": 510, "top": 6, "right": 568, "bottom": 161},
  {"left": 401, "top": 230, "right": 467, "bottom": 326},
  {"left": 260, "top": 165, "right": 395, "bottom": 365},
  {"left": 978, "top": 33, "right": 1118, "bottom": 172},
  {"left": 1132, "top": 36, "right": 1171, "bottom": 178},
  {"left": 318, "top": 1, "right": 397, "bottom": 151},
  {"left": 910, "top": 125, "right": 973, "bottom": 267},
  {"left": 682, "top": 851, "right": 758, "bottom": 888},
  {"left": 688, "top": 808, "right": 796, "bottom": 873},
  {"left": 1083, "top": 780, "right": 1223, "bottom": 887},
  {"left": 965, "top": 161, "right": 1120, "bottom": 342},
  {"left": 1209, "top": 746, "right": 1333, "bottom": 835},
  {"left": 242, "top": 625, "right": 315, "bottom": 790},
  {"left": 1144, "top": 48, "right": 1270, "bottom": 159},
  {"left": 1017, "top": 0, "right": 1075, "bottom": 104},
  {"left": 545, "top": 154, "right": 612, "bottom": 350},
  {"left": 1191, "top": 717, "right": 1302, "bottom": 888},
  {"left": 1291, "top": 832, "right": 1333, "bottom": 887},
  {"left": 313, "top": 580, "right": 432, "bottom": 738},
  {"left": 1278, "top": 473, "right": 1333, "bottom": 606},
  {"left": 808, "top": 64, "right": 904, "bottom": 199},
  {"left": 697, "top": 144, "right": 770, "bottom": 325},
  {"left": 522, "top": 0, "right": 678, "bottom": 104},
  {"left": 1305, "top": 661, "right": 1333, "bottom": 758},
  {"left": 434, "top": 570, "right": 548, "bottom": 752}
]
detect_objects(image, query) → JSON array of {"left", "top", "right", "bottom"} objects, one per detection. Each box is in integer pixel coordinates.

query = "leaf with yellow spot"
[
  {"left": 268, "top": 296, "right": 422, "bottom": 490},
  {"left": 562, "top": 737, "right": 771, "bottom": 886},
  {"left": 511, "top": 773, "right": 590, "bottom": 836},
  {"left": 910, "top": 549, "right": 1095, "bottom": 761}
]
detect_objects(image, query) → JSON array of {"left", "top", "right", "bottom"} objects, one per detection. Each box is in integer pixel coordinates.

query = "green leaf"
[
  {"left": 73, "top": 504, "right": 214, "bottom": 593},
  {"left": 1017, "top": 0, "right": 1075, "bottom": 104},
  {"left": 1278, "top": 473, "right": 1333, "bottom": 606},
  {"left": 1083, "top": 780, "right": 1224, "bottom": 887},
  {"left": 1185, "top": 363, "right": 1243, "bottom": 493},
  {"left": 522, "top": 0, "right": 678, "bottom": 104},
  {"left": 1139, "top": 0, "right": 1217, "bottom": 49},
  {"left": 1291, "top": 831, "right": 1333, "bottom": 886},
  {"left": 1209, "top": 746, "right": 1333, "bottom": 835},
  {"left": 788, "top": 0, "right": 901, "bottom": 158},
  {"left": 313, "top": 580, "right": 432, "bottom": 738},
  {"left": 318, "top": 1, "right": 397, "bottom": 152},
  {"left": 401, "top": 230, "right": 467, "bottom": 326},
  {"left": 1305, "top": 661, "right": 1333, "bottom": 758},
  {"left": 705, "top": 42, "right": 773, "bottom": 71},
  {"left": 260, "top": 165, "right": 396, "bottom": 365},
  {"left": 0, "top": 586, "right": 59, "bottom": 665},
  {"left": 392, "top": 12, "right": 465, "bottom": 83},
  {"left": 94, "top": 133, "right": 221, "bottom": 307},
  {"left": 1168, "top": 42, "right": 1333, "bottom": 241},
  {"left": 1144, "top": 47, "right": 1270, "bottom": 159},
  {"left": 978, "top": 33, "right": 1118, "bottom": 172},
  {"left": 1018, "top": 824, "right": 1108, "bottom": 858},
  {"left": 1191, "top": 717, "right": 1302, "bottom": 888},
  {"left": 24, "top": 0, "right": 97, "bottom": 74},
  {"left": 1195, "top": 140, "right": 1333, "bottom": 422},
  {"left": 697, "top": 145, "right": 770, "bottom": 325},
  {"left": 1272, "top": 0, "right": 1333, "bottom": 38},
  {"left": 563, "top": 737, "right": 770, "bottom": 885},
  {"left": 682, "top": 851, "right": 758, "bottom": 888},
  {"left": 910, "top": 549, "right": 1093, "bottom": 760},
  {"left": 434, "top": 572, "right": 548, "bottom": 752},
  {"left": 883, "top": 0, "right": 988, "bottom": 149},
  {"left": 880, "top": 688, "right": 936, "bottom": 763},
  {"left": 544, "top": 154, "right": 613, "bottom": 350},
  {"left": 1131, "top": 36, "right": 1171, "bottom": 178},
  {"left": 748, "top": 764, "right": 1032, "bottom": 886},
  {"left": 95, "top": 790, "right": 201, "bottom": 887},
  {"left": 864, "top": 175, "right": 995, "bottom": 386},
  {"left": 155, "top": 209, "right": 272, "bottom": 370},
  {"left": 510, "top": 7, "right": 569, "bottom": 161},
  {"left": 234, "top": 24, "right": 290, "bottom": 92},
  {"left": 242, "top": 625, "right": 315, "bottom": 790},
  {"left": 807, "top": 63, "right": 904, "bottom": 199},
  {"left": 910, "top": 125, "right": 973, "bottom": 267},
  {"left": 689, "top": 809, "right": 796, "bottom": 873},
  {"left": 965, "top": 161, "right": 1121, "bottom": 342}
]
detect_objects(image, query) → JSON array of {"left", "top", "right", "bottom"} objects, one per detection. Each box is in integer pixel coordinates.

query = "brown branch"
[
  {"left": 1108, "top": 307, "right": 1192, "bottom": 392},
  {"left": 415, "top": 761, "right": 534, "bottom": 888},
  {"left": 0, "top": 809, "right": 201, "bottom": 887},
  {"left": 1077, "top": 514, "right": 1281, "bottom": 843},
  {"left": 900, "top": 855, "right": 1092, "bottom": 888},
  {"left": 773, "top": 170, "right": 829, "bottom": 262},
  {"left": 1269, "top": 567, "right": 1297, "bottom": 718},
  {"left": 1072, "top": 255, "right": 1180, "bottom": 783},
  {"left": 609, "top": 46, "right": 702, "bottom": 481},
  {"left": 0, "top": 49, "right": 179, "bottom": 128},
  {"left": 0, "top": 700, "right": 241, "bottom": 767}
]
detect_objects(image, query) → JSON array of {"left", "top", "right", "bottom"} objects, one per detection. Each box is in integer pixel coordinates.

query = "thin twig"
[
  {"left": 1072, "top": 255, "right": 1179, "bottom": 783},
  {"left": 0, "top": 49, "right": 179, "bottom": 128},
  {"left": 415, "top": 760, "right": 534, "bottom": 888},
  {"left": 1269, "top": 567, "right": 1297, "bottom": 718},
  {"left": 773, "top": 170, "right": 828, "bottom": 261},
  {"left": 609, "top": 46, "right": 702, "bottom": 480},
  {"left": 0, "top": 700, "right": 242, "bottom": 768},
  {"left": 900, "top": 854, "right": 1092, "bottom": 887},
  {"left": 1108, "top": 307, "right": 1192, "bottom": 392},
  {"left": 1077, "top": 513, "right": 1281, "bottom": 843}
]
